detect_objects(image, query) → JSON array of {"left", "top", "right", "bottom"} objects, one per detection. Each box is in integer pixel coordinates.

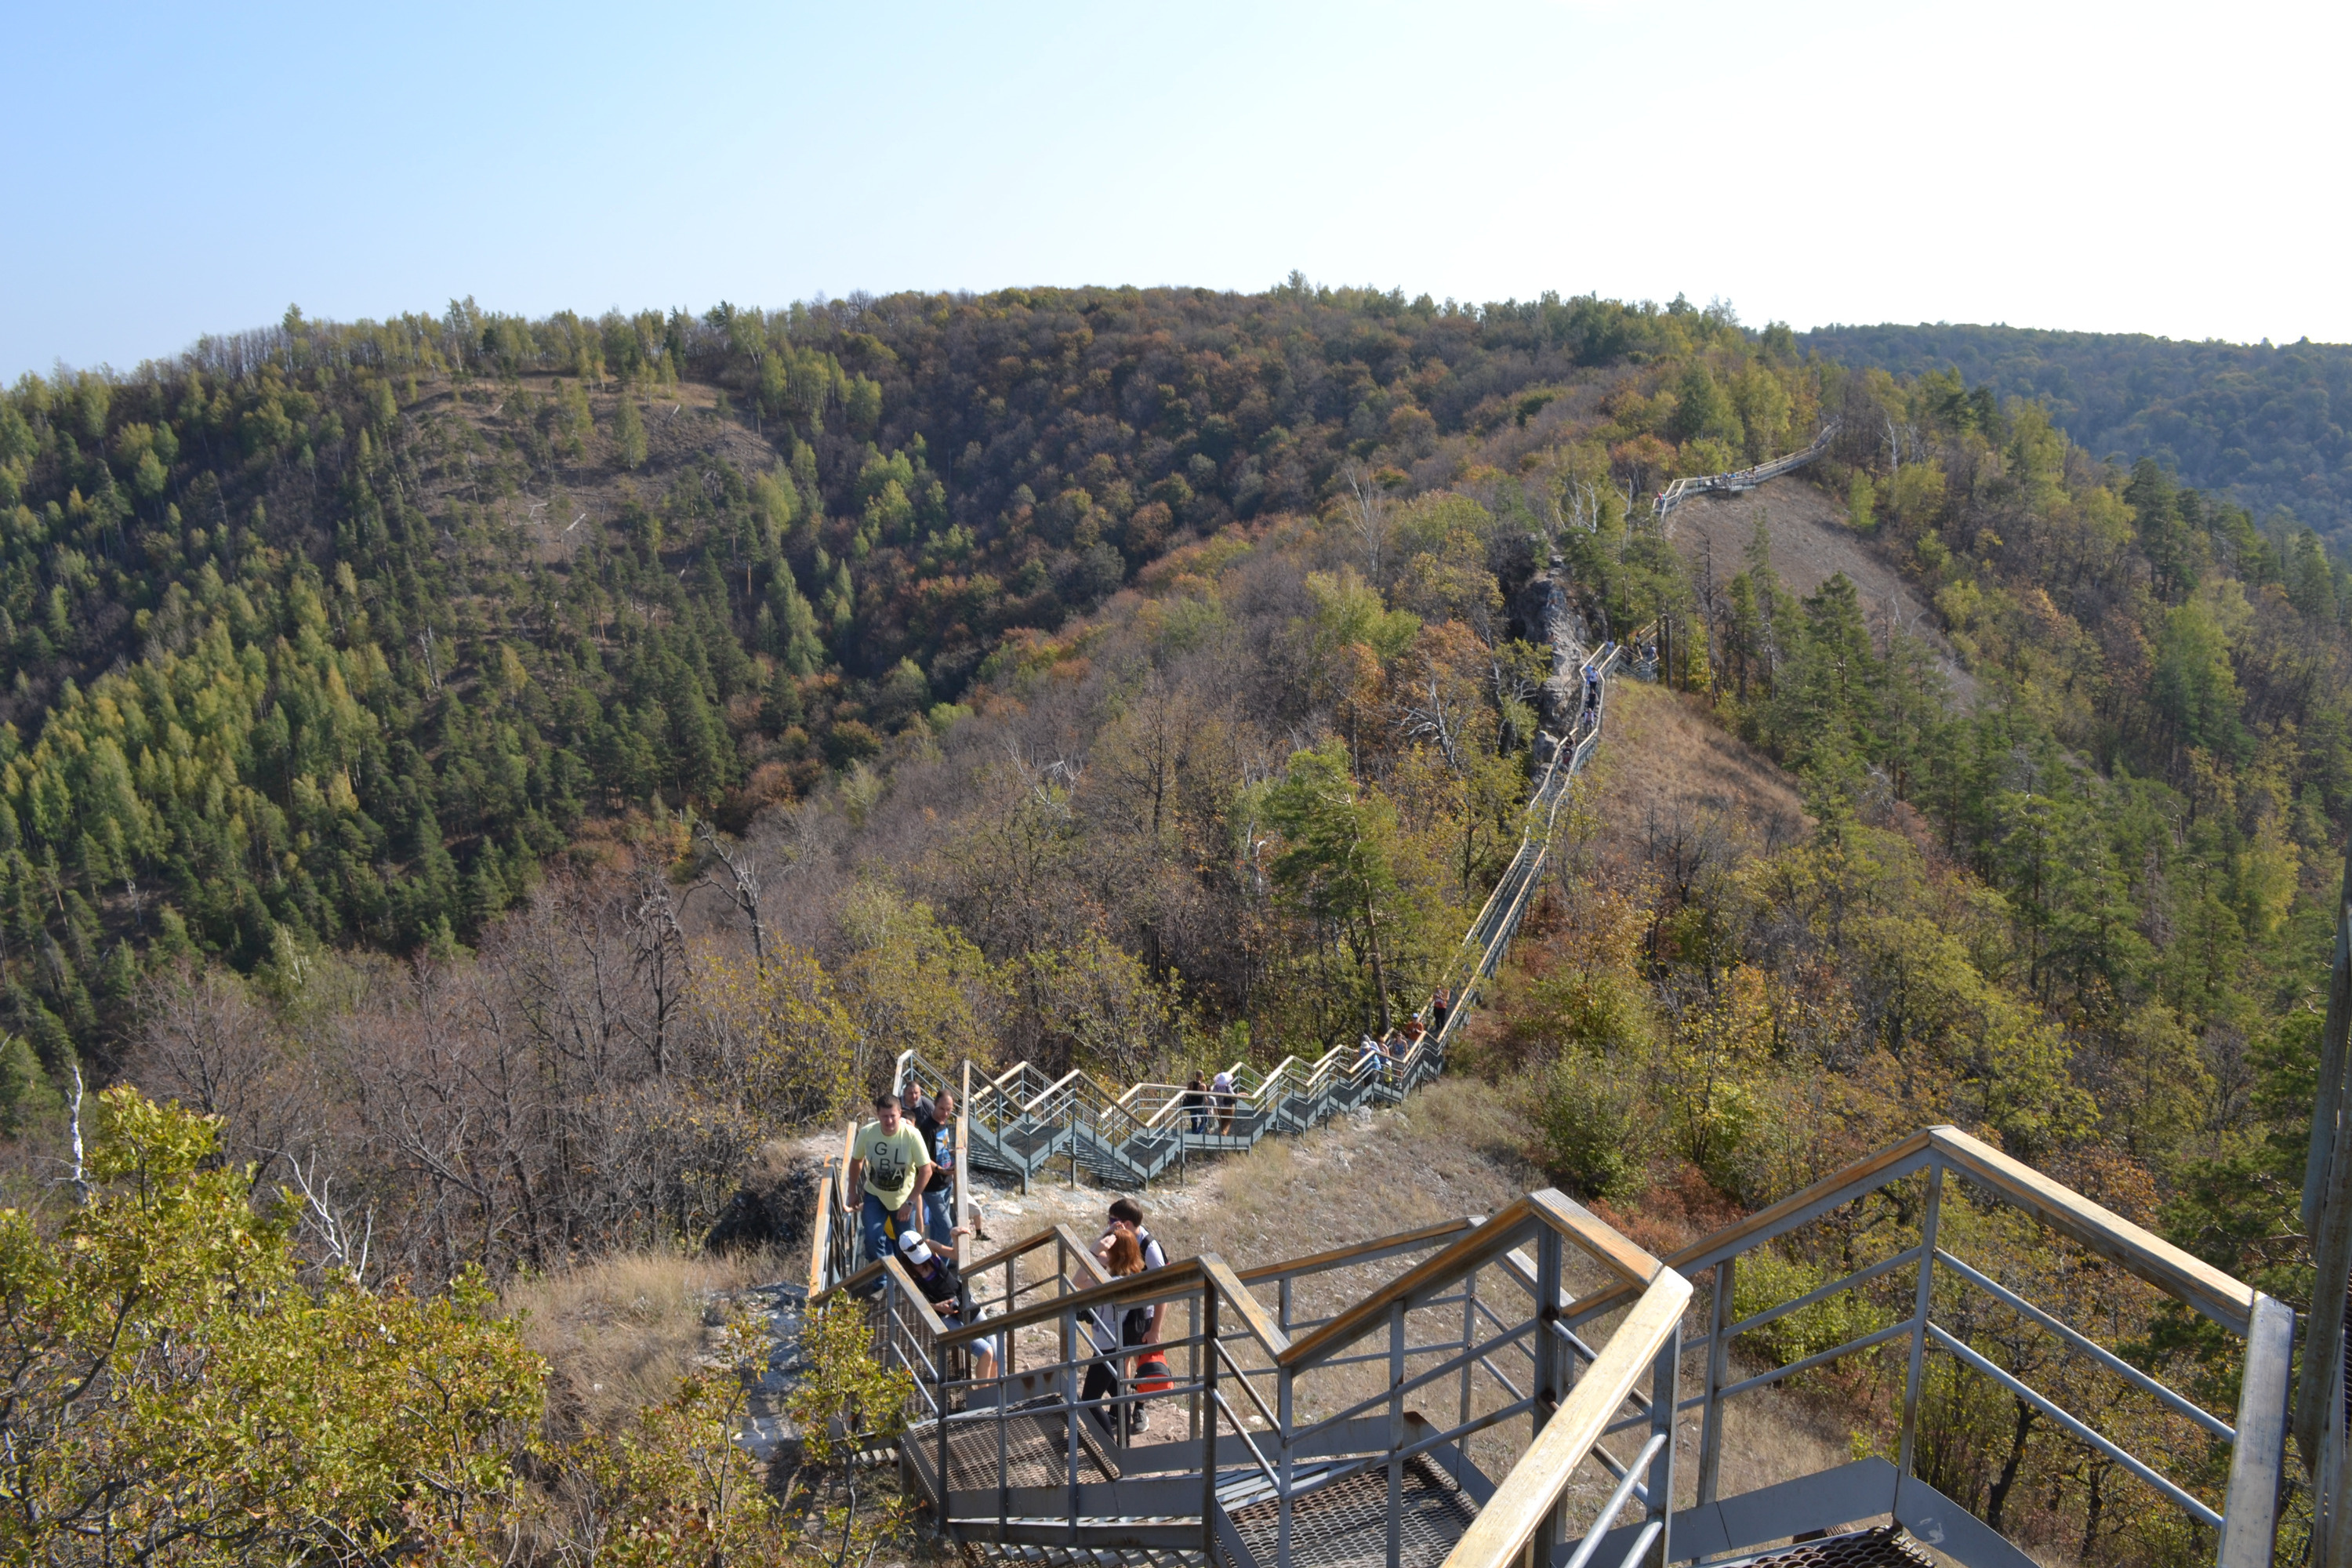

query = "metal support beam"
[
  {"left": 1697, "top": 1257, "right": 1733, "bottom": 1506},
  {"left": 1533, "top": 1229, "right": 1563, "bottom": 1566},
  {"left": 1898, "top": 1163, "right": 1944, "bottom": 1477},
  {"left": 2220, "top": 1292, "right": 2295, "bottom": 1568},
  {"left": 1062, "top": 1303, "right": 1080, "bottom": 1544},
  {"left": 1201, "top": 1287, "right": 1221, "bottom": 1559},
  {"left": 1278, "top": 1356, "right": 1295, "bottom": 1568},
  {"left": 1388, "top": 1299, "right": 1407, "bottom": 1568},
  {"left": 1645, "top": 1321, "right": 1679, "bottom": 1568},
  {"left": 1459, "top": 1265, "right": 1479, "bottom": 1436}
]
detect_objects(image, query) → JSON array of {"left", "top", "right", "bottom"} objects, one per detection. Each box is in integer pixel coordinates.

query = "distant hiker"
[
  {"left": 1432, "top": 986, "right": 1452, "bottom": 1036},
  {"left": 1183, "top": 1073, "right": 1210, "bottom": 1134},
  {"left": 1210, "top": 1069, "right": 1236, "bottom": 1134},
  {"left": 919, "top": 1089, "right": 959, "bottom": 1247},
  {"left": 848, "top": 1092, "right": 933, "bottom": 1279},
  {"left": 1356, "top": 1034, "right": 1382, "bottom": 1083},
  {"left": 896, "top": 1229, "right": 997, "bottom": 1381},
  {"left": 1583, "top": 663, "right": 1602, "bottom": 719}
]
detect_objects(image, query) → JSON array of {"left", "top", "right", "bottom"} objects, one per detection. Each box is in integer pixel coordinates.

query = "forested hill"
[
  {"left": 0, "top": 285, "right": 1733, "bottom": 1069},
  {"left": 1802, "top": 321, "right": 2352, "bottom": 545}
]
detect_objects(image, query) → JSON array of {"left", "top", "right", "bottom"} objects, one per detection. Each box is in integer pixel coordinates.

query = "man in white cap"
[{"left": 897, "top": 1229, "right": 997, "bottom": 1380}]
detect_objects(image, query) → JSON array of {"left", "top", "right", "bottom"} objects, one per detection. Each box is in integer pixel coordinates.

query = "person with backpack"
[
  {"left": 895, "top": 1229, "right": 997, "bottom": 1381},
  {"left": 1094, "top": 1198, "right": 1170, "bottom": 1434},
  {"left": 1080, "top": 1229, "right": 1152, "bottom": 1439},
  {"left": 1210, "top": 1069, "right": 1236, "bottom": 1134}
]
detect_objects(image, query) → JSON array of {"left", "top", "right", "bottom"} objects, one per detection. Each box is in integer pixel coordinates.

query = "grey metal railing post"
[
  {"left": 1697, "top": 1256, "right": 1734, "bottom": 1505},
  {"left": 1646, "top": 1321, "right": 1680, "bottom": 1567},
  {"left": 1202, "top": 1287, "right": 1221, "bottom": 1557},
  {"left": 956, "top": 1059, "right": 971, "bottom": 1262},
  {"left": 2218, "top": 1292, "right": 2294, "bottom": 1568},
  {"left": 1062, "top": 1301, "right": 1080, "bottom": 1544},
  {"left": 1279, "top": 1356, "right": 1296, "bottom": 1568},
  {"left": 936, "top": 1331, "right": 952, "bottom": 1541},
  {"left": 1388, "top": 1298, "right": 1407, "bottom": 1568},
  {"left": 1898, "top": 1161, "right": 1945, "bottom": 1476},
  {"left": 1534, "top": 1228, "right": 1564, "bottom": 1566},
  {"left": 1459, "top": 1265, "right": 1479, "bottom": 1432},
  {"left": 1189, "top": 1292, "right": 1201, "bottom": 1442},
  {"left": 1534, "top": 1227, "right": 1563, "bottom": 1435}
]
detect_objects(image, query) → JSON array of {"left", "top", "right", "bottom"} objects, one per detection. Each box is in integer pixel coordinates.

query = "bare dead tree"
[
  {"left": 696, "top": 822, "right": 768, "bottom": 967},
  {"left": 627, "top": 865, "right": 691, "bottom": 1081},
  {"left": 1340, "top": 459, "right": 1394, "bottom": 585}
]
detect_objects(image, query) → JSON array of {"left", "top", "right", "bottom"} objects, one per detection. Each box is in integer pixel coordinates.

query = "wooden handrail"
[
  {"left": 1570, "top": 1123, "right": 2259, "bottom": 1335},
  {"left": 807, "top": 1172, "right": 835, "bottom": 1295},
  {"left": 960, "top": 1222, "right": 1075, "bottom": 1279},
  {"left": 1234, "top": 1216, "right": 1481, "bottom": 1285},
  {"left": 1531, "top": 1188, "right": 1661, "bottom": 1288},
  {"left": 1203, "top": 1255, "right": 1290, "bottom": 1358},
  {"left": 1282, "top": 1191, "right": 1661, "bottom": 1371},
  {"left": 815, "top": 1254, "right": 888, "bottom": 1305},
  {"left": 1056, "top": 1223, "right": 1114, "bottom": 1290},
  {"left": 934, "top": 1250, "right": 1294, "bottom": 1360},
  {"left": 1439, "top": 1269, "right": 1692, "bottom": 1568},
  {"left": 1928, "top": 1126, "right": 2256, "bottom": 1333}
]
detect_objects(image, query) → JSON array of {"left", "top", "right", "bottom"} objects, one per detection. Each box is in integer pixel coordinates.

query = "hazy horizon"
[{"left": 9, "top": 0, "right": 2345, "bottom": 379}]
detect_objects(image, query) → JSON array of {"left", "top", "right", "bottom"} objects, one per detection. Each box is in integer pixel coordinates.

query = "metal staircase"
[
  {"left": 935, "top": 632, "right": 1630, "bottom": 1196},
  {"left": 808, "top": 1130, "right": 2292, "bottom": 1568}
]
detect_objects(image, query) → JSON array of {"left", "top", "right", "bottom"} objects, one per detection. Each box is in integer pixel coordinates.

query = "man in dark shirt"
[{"left": 915, "top": 1089, "right": 957, "bottom": 1245}]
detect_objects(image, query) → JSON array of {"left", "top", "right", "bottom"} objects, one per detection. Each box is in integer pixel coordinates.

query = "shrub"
[{"left": 1536, "top": 1050, "right": 1647, "bottom": 1200}]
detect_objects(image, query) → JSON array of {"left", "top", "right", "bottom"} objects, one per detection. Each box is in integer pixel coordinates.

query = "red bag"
[{"left": 1132, "top": 1354, "right": 1174, "bottom": 1394}]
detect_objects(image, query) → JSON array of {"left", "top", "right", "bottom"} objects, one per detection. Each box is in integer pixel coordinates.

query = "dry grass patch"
[{"left": 506, "top": 1247, "right": 787, "bottom": 1434}]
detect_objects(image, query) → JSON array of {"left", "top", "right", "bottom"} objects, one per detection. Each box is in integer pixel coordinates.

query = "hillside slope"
[
  {"left": 1664, "top": 474, "right": 1976, "bottom": 702},
  {"left": 1804, "top": 320, "right": 2352, "bottom": 547}
]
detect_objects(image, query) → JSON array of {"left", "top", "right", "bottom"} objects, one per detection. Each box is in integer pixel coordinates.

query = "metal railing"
[
  {"left": 1653, "top": 421, "right": 1838, "bottom": 521},
  {"left": 1525, "top": 1124, "right": 2291, "bottom": 1568},
  {"left": 814, "top": 1185, "right": 1686, "bottom": 1568},
  {"left": 808, "top": 1126, "right": 2287, "bottom": 1567}
]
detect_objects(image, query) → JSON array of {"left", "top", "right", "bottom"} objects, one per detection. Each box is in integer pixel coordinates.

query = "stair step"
[
  {"left": 1713, "top": 1526, "right": 1936, "bottom": 1568},
  {"left": 1226, "top": 1457, "right": 1478, "bottom": 1568}
]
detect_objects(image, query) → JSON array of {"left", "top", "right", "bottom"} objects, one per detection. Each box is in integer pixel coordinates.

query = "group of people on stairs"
[{"left": 844, "top": 1088, "right": 1174, "bottom": 1441}]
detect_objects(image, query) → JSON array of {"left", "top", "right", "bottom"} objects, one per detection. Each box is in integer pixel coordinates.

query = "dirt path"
[{"left": 1668, "top": 475, "right": 1979, "bottom": 706}]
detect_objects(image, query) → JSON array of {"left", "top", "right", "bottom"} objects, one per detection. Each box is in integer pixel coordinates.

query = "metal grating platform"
[
  {"left": 1720, "top": 1526, "right": 1937, "bottom": 1568},
  {"left": 1225, "top": 1459, "right": 1479, "bottom": 1568},
  {"left": 973, "top": 1548, "right": 1202, "bottom": 1568},
  {"left": 928, "top": 1400, "right": 1122, "bottom": 1495}
]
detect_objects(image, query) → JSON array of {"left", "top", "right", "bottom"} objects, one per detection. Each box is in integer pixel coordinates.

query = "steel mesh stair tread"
[
  {"left": 920, "top": 1399, "right": 1125, "bottom": 1495},
  {"left": 1225, "top": 1457, "right": 1478, "bottom": 1568},
  {"left": 1708, "top": 1526, "right": 1936, "bottom": 1568}
]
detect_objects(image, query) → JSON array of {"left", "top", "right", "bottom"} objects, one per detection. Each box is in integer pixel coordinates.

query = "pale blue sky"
[{"left": 7, "top": 0, "right": 2343, "bottom": 378}]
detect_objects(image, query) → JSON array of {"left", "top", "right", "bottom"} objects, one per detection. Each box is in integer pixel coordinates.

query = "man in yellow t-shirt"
[{"left": 848, "top": 1091, "right": 935, "bottom": 1274}]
